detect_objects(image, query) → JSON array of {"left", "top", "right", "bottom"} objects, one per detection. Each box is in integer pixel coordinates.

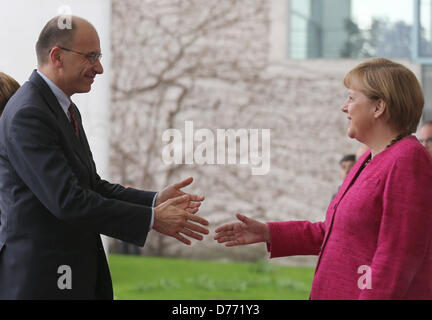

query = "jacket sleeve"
[
  {"left": 6, "top": 106, "right": 152, "bottom": 246},
  {"left": 266, "top": 220, "right": 325, "bottom": 257},
  {"left": 75, "top": 104, "right": 158, "bottom": 208},
  {"left": 358, "top": 152, "right": 432, "bottom": 300},
  {"left": 93, "top": 173, "right": 157, "bottom": 208}
]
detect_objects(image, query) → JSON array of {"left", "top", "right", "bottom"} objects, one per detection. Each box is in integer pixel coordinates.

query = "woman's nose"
[{"left": 341, "top": 102, "right": 348, "bottom": 113}]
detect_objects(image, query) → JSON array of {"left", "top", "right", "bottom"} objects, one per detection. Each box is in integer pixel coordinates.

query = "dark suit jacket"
[{"left": 0, "top": 70, "right": 156, "bottom": 299}]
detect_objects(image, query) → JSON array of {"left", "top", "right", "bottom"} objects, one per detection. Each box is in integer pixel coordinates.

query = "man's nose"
[{"left": 94, "top": 59, "right": 104, "bottom": 74}]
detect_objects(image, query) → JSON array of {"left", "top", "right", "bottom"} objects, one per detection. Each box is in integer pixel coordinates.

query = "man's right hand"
[{"left": 152, "top": 195, "right": 209, "bottom": 245}]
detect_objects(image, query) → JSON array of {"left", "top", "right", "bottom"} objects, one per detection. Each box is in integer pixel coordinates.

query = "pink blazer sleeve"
[
  {"left": 358, "top": 153, "right": 432, "bottom": 300},
  {"left": 266, "top": 220, "right": 325, "bottom": 258}
]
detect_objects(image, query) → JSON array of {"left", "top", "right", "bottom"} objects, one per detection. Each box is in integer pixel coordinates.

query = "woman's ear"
[{"left": 373, "top": 99, "right": 388, "bottom": 120}]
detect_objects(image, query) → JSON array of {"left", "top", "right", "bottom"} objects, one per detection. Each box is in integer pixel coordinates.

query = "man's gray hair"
[{"left": 35, "top": 16, "right": 77, "bottom": 65}]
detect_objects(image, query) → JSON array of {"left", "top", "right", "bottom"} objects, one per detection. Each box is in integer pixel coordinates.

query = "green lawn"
[{"left": 108, "top": 254, "right": 315, "bottom": 300}]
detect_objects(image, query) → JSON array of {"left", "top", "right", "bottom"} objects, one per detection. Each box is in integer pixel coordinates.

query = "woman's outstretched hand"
[{"left": 214, "top": 213, "right": 271, "bottom": 247}]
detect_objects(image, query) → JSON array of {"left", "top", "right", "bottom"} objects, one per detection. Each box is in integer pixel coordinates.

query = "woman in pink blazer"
[{"left": 214, "top": 58, "right": 432, "bottom": 300}]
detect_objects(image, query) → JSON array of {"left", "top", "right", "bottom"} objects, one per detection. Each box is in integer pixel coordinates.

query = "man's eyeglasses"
[
  {"left": 50, "top": 46, "right": 102, "bottom": 64},
  {"left": 419, "top": 137, "right": 432, "bottom": 145}
]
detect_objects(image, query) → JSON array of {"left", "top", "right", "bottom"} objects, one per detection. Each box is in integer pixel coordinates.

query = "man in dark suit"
[{"left": 0, "top": 15, "right": 209, "bottom": 299}]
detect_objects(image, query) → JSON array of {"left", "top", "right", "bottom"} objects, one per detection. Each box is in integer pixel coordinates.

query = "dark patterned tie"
[{"left": 68, "top": 102, "right": 80, "bottom": 138}]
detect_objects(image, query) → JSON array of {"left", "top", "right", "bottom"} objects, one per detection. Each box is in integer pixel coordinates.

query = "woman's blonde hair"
[
  {"left": 0, "top": 72, "right": 20, "bottom": 116},
  {"left": 343, "top": 58, "right": 424, "bottom": 135}
]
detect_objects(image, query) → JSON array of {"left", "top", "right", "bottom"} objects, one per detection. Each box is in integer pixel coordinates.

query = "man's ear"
[
  {"left": 49, "top": 47, "right": 63, "bottom": 68},
  {"left": 373, "top": 99, "right": 387, "bottom": 119}
]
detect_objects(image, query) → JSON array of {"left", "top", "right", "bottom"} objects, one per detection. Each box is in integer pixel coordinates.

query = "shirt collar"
[{"left": 36, "top": 70, "right": 71, "bottom": 119}]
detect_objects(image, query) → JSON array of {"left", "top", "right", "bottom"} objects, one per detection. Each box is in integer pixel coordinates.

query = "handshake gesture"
[
  {"left": 153, "top": 177, "right": 270, "bottom": 247},
  {"left": 153, "top": 177, "right": 209, "bottom": 245}
]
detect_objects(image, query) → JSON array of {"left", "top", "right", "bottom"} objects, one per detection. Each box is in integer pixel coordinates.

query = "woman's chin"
[{"left": 347, "top": 128, "right": 355, "bottom": 139}]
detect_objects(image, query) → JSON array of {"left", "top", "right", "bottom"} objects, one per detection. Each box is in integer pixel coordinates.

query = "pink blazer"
[{"left": 267, "top": 136, "right": 432, "bottom": 299}]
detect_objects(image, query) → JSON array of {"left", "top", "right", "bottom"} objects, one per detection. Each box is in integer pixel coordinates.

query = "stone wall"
[{"left": 109, "top": 0, "right": 420, "bottom": 266}]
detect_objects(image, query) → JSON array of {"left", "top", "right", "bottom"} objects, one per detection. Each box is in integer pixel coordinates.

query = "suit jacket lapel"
[
  {"left": 72, "top": 104, "right": 97, "bottom": 177},
  {"left": 315, "top": 150, "right": 372, "bottom": 272},
  {"left": 28, "top": 70, "right": 93, "bottom": 173},
  {"left": 335, "top": 150, "right": 372, "bottom": 203},
  {"left": 319, "top": 150, "right": 372, "bottom": 250}
]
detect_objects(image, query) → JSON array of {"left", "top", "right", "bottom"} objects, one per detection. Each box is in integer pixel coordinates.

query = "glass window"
[
  {"left": 289, "top": 0, "right": 414, "bottom": 59},
  {"left": 290, "top": 0, "right": 323, "bottom": 58},
  {"left": 422, "top": 65, "right": 432, "bottom": 120},
  {"left": 419, "top": 0, "right": 432, "bottom": 57}
]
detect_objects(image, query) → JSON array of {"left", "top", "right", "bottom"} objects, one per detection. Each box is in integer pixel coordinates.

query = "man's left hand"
[{"left": 155, "top": 177, "right": 205, "bottom": 214}]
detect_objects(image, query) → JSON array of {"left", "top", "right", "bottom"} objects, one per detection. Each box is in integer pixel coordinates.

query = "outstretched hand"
[
  {"left": 153, "top": 194, "right": 209, "bottom": 245},
  {"left": 214, "top": 213, "right": 271, "bottom": 247},
  {"left": 155, "top": 177, "right": 204, "bottom": 214}
]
